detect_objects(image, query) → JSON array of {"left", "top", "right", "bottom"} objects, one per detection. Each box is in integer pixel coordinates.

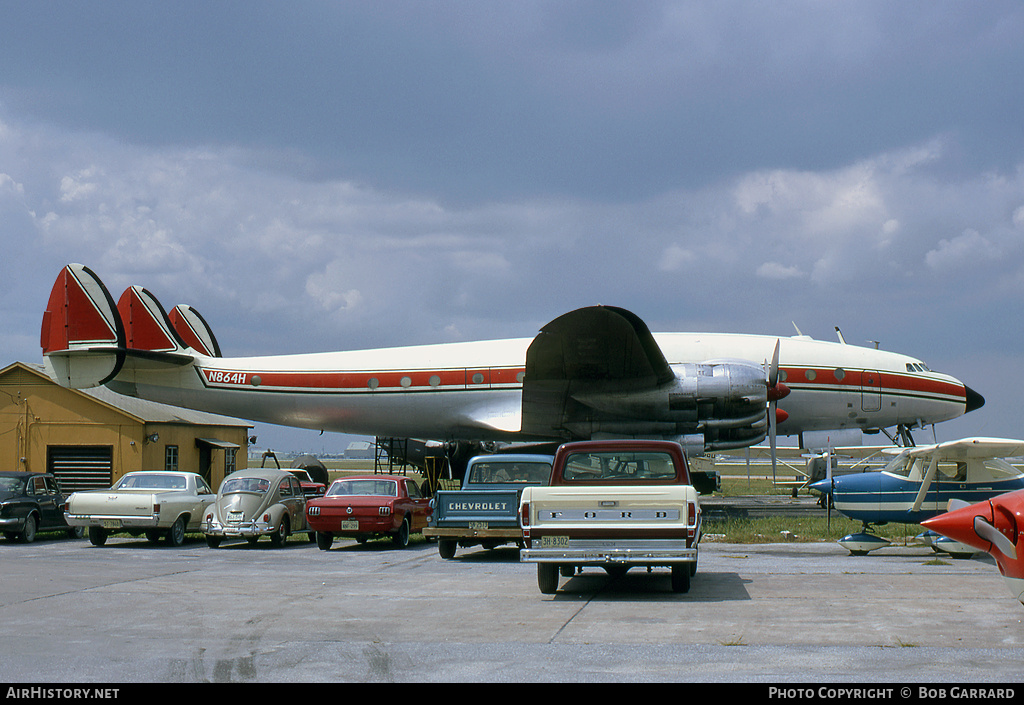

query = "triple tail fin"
[{"left": 41, "top": 264, "right": 218, "bottom": 389}]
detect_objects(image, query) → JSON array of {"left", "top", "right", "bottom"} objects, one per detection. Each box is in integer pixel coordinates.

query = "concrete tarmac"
[{"left": 0, "top": 533, "right": 1021, "bottom": 683}]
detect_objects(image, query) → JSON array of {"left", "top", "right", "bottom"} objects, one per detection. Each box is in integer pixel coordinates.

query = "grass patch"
[{"left": 703, "top": 516, "right": 924, "bottom": 544}]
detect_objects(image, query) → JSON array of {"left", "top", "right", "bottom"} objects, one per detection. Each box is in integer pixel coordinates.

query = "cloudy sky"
[{"left": 2, "top": 2, "right": 1022, "bottom": 454}]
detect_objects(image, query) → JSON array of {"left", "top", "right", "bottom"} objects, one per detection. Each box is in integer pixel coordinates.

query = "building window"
[
  {"left": 165, "top": 445, "right": 179, "bottom": 471},
  {"left": 225, "top": 449, "right": 237, "bottom": 476}
]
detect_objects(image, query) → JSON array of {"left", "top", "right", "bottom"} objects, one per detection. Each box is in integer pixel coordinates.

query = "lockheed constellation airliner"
[{"left": 40, "top": 264, "right": 983, "bottom": 457}]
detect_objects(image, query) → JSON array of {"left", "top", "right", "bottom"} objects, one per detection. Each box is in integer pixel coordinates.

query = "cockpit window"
[{"left": 906, "top": 362, "right": 931, "bottom": 373}]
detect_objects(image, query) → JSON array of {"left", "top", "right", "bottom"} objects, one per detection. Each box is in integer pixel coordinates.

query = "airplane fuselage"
[
  {"left": 102, "top": 331, "right": 973, "bottom": 443},
  {"left": 824, "top": 471, "right": 1024, "bottom": 525}
]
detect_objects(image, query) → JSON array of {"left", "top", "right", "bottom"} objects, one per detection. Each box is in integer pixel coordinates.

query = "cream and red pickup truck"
[{"left": 519, "top": 440, "right": 701, "bottom": 594}]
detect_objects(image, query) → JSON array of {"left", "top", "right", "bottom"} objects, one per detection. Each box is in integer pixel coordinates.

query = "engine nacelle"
[{"left": 569, "top": 359, "right": 770, "bottom": 451}]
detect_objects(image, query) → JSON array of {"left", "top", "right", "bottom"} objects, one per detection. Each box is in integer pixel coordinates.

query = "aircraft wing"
[
  {"left": 519, "top": 306, "right": 771, "bottom": 452},
  {"left": 909, "top": 437, "right": 1024, "bottom": 513},
  {"left": 520, "top": 305, "right": 675, "bottom": 439},
  {"left": 904, "top": 437, "right": 1024, "bottom": 461}
]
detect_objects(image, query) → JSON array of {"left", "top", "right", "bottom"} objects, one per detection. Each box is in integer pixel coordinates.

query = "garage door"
[{"left": 47, "top": 446, "right": 113, "bottom": 492}]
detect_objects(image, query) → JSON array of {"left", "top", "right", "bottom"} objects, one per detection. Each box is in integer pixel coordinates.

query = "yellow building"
[{"left": 0, "top": 362, "right": 251, "bottom": 491}]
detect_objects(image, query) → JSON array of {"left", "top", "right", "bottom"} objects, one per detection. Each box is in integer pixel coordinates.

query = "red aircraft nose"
[{"left": 923, "top": 490, "right": 1024, "bottom": 579}]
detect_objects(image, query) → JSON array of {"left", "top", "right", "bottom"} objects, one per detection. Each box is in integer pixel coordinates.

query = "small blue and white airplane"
[{"left": 811, "top": 437, "right": 1024, "bottom": 555}]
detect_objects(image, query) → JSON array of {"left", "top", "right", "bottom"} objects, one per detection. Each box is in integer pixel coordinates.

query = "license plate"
[
  {"left": 539, "top": 535, "right": 570, "bottom": 548},
  {"left": 228, "top": 512, "right": 245, "bottom": 523},
  {"left": 468, "top": 521, "right": 489, "bottom": 531},
  {"left": 341, "top": 520, "right": 359, "bottom": 531},
  {"left": 100, "top": 519, "right": 121, "bottom": 530}
]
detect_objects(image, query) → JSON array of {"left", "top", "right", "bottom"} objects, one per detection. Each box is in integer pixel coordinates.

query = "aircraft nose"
[
  {"left": 964, "top": 385, "right": 985, "bottom": 413},
  {"left": 809, "top": 479, "right": 831, "bottom": 495}
]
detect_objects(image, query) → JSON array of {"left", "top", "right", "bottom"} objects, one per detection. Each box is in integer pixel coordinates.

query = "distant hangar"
[{"left": 0, "top": 361, "right": 252, "bottom": 491}]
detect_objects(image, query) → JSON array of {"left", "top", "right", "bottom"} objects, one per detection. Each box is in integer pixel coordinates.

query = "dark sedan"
[{"left": 1, "top": 472, "right": 82, "bottom": 543}]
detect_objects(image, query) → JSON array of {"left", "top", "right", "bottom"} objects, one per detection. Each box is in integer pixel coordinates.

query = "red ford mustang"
[{"left": 306, "top": 475, "right": 432, "bottom": 550}]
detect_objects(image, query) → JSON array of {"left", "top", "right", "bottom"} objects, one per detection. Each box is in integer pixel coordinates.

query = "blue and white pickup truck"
[{"left": 424, "top": 454, "right": 553, "bottom": 559}]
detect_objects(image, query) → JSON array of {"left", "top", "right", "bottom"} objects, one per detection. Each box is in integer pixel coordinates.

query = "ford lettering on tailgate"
[{"left": 540, "top": 508, "right": 679, "bottom": 521}]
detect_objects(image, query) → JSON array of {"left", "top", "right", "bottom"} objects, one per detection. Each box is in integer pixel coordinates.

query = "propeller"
[
  {"left": 763, "top": 340, "right": 790, "bottom": 485},
  {"left": 974, "top": 516, "right": 1018, "bottom": 560}
]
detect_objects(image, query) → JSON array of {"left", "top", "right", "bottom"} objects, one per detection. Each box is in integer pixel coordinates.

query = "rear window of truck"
[
  {"left": 467, "top": 462, "right": 551, "bottom": 484},
  {"left": 561, "top": 451, "right": 679, "bottom": 483}
]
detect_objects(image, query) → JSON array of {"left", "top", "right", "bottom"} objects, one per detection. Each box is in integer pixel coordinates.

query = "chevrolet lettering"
[{"left": 451, "top": 502, "right": 508, "bottom": 512}]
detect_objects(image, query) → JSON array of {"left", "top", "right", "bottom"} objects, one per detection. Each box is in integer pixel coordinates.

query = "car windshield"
[
  {"left": 114, "top": 474, "right": 187, "bottom": 490},
  {"left": 468, "top": 462, "right": 551, "bottom": 484},
  {"left": 0, "top": 477, "right": 25, "bottom": 493},
  {"left": 221, "top": 477, "right": 272, "bottom": 494},
  {"left": 327, "top": 479, "right": 398, "bottom": 497},
  {"left": 561, "top": 451, "right": 678, "bottom": 482}
]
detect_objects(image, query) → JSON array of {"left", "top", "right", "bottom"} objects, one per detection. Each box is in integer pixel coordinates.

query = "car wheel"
[
  {"left": 167, "top": 517, "right": 186, "bottom": 547},
  {"left": 67, "top": 526, "right": 85, "bottom": 539},
  {"left": 270, "top": 517, "right": 289, "bottom": 547},
  {"left": 392, "top": 517, "right": 410, "bottom": 548},
  {"left": 538, "top": 563, "right": 559, "bottom": 594},
  {"left": 671, "top": 565, "right": 691, "bottom": 593},
  {"left": 19, "top": 514, "right": 38, "bottom": 543},
  {"left": 88, "top": 526, "right": 108, "bottom": 546},
  {"left": 145, "top": 530, "right": 162, "bottom": 543},
  {"left": 316, "top": 531, "right": 333, "bottom": 551},
  {"left": 438, "top": 539, "right": 457, "bottom": 559},
  {"left": 205, "top": 535, "right": 222, "bottom": 548}
]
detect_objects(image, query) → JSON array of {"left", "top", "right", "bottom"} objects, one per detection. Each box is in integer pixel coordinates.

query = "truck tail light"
[
  {"left": 520, "top": 501, "right": 530, "bottom": 528},
  {"left": 687, "top": 501, "right": 696, "bottom": 527}
]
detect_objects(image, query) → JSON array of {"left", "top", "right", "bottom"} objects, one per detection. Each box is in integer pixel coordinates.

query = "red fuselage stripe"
[{"left": 197, "top": 365, "right": 966, "bottom": 403}]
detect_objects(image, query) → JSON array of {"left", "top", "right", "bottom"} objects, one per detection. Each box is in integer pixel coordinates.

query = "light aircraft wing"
[
  {"left": 909, "top": 437, "right": 1024, "bottom": 513},
  {"left": 903, "top": 437, "right": 1024, "bottom": 461}
]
